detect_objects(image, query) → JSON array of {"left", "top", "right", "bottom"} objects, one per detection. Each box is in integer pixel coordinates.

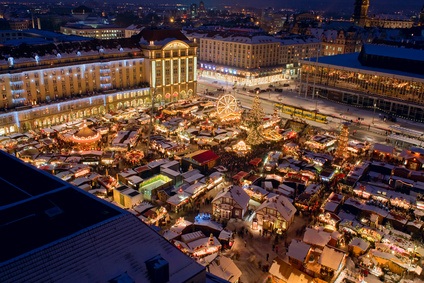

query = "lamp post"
[
  {"left": 311, "top": 46, "right": 320, "bottom": 100},
  {"left": 372, "top": 103, "right": 377, "bottom": 124},
  {"left": 147, "top": 89, "right": 156, "bottom": 150}
]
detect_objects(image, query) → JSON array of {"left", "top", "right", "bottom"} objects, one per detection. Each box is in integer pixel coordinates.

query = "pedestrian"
[
  {"left": 275, "top": 246, "right": 279, "bottom": 254},
  {"left": 266, "top": 253, "right": 269, "bottom": 261},
  {"left": 244, "top": 240, "right": 247, "bottom": 247}
]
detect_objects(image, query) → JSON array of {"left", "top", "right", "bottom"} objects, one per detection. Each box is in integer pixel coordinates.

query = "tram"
[{"left": 274, "top": 103, "right": 328, "bottom": 124}]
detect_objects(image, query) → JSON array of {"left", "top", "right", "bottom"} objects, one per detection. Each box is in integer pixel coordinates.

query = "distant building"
[
  {"left": 198, "top": 1, "right": 206, "bottom": 15},
  {"left": 71, "top": 5, "right": 93, "bottom": 21},
  {"left": 60, "top": 24, "right": 125, "bottom": 39},
  {"left": 190, "top": 4, "right": 198, "bottom": 18},
  {"left": 8, "top": 19, "right": 31, "bottom": 31},
  {"left": 420, "top": 5, "right": 424, "bottom": 26},
  {"left": 0, "top": 29, "right": 89, "bottom": 45},
  {"left": 366, "top": 14, "right": 414, "bottom": 29},
  {"left": 125, "top": 24, "right": 144, "bottom": 38},
  {"left": 308, "top": 26, "right": 365, "bottom": 56},
  {"left": 353, "top": 0, "right": 369, "bottom": 27},
  {"left": 353, "top": 0, "right": 414, "bottom": 28}
]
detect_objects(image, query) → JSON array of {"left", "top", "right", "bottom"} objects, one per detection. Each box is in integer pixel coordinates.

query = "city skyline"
[
  {"left": 6, "top": 0, "right": 422, "bottom": 13},
  {"left": 128, "top": 0, "right": 422, "bottom": 13}
]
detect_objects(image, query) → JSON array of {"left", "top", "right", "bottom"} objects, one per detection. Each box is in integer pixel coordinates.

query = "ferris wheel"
[{"left": 216, "top": 93, "right": 239, "bottom": 118}]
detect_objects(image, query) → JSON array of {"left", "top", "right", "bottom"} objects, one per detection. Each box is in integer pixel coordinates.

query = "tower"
[
  {"left": 334, "top": 122, "right": 350, "bottom": 162},
  {"left": 198, "top": 1, "right": 206, "bottom": 16},
  {"left": 199, "top": 1, "right": 205, "bottom": 12},
  {"left": 353, "top": 0, "right": 369, "bottom": 27},
  {"left": 190, "top": 3, "right": 198, "bottom": 18}
]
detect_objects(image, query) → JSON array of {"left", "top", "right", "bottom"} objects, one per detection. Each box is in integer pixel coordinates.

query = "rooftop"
[
  {"left": 0, "top": 151, "right": 205, "bottom": 282},
  {"left": 0, "top": 152, "right": 65, "bottom": 206},
  {"left": 136, "top": 28, "right": 190, "bottom": 46}
]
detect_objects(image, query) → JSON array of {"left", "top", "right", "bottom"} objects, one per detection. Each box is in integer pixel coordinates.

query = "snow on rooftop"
[
  {"left": 363, "top": 44, "right": 424, "bottom": 61},
  {"left": 307, "top": 53, "right": 424, "bottom": 80},
  {"left": 319, "top": 246, "right": 345, "bottom": 270},
  {"left": 303, "top": 228, "right": 331, "bottom": 247},
  {"left": 287, "top": 240, "right": 311, "bottom": 262},
  {"left": 349, "top": 237, "right": 370, "bottom": 251}
]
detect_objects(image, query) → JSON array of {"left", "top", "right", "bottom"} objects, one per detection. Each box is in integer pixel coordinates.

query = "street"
[{"left": 197, "top": 76, "right": 416, "bottom": 146}]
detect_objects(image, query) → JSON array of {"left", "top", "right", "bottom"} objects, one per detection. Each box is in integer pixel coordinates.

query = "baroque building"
[
  {"left": 353, "top": 0, "right": 369, "bottom": 27},
  {"left": 0, "top": 28, "right": 197, "bottom": 134},
  {"left": 353, "top": 0, "right": 414, "bottom": 29}
]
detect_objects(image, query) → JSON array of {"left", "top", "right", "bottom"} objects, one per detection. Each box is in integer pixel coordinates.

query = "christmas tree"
[{"left": 245, "top": 96, "right": 265, "bottom": 145}]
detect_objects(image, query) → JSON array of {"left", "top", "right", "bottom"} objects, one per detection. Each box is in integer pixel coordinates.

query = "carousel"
[
  {"left": 232, "top": 140, "right": 251, "bottom": 156},
  {"left": 224, "top": 140, "right": 251, "bottom": 156},
  {"left": 68, "top": 123, "right": 101, "bottom": 149}
]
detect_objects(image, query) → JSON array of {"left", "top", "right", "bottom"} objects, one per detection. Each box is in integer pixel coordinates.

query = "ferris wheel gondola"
[{"left": 216, "top": 94, "right": 240, "bottom": 119}]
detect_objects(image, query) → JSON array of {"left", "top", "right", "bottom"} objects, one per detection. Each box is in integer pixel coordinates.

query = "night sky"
[{"left": 152, "top": 0, "right": 422, "bottom": 13}]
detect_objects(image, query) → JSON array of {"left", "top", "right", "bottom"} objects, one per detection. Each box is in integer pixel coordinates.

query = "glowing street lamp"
[{"left": 372, "top": 103, "right": 377, "bottom": 124}]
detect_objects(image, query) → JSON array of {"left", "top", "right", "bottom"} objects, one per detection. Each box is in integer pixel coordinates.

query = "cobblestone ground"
[
  {"left": 162, "top": 193, "right": 311, "bottom": 283},
  {"left": 221, "top": 214, "right": 310, "bottom": 283}
]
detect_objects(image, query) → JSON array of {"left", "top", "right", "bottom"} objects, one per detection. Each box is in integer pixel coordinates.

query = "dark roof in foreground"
[{"left": 0, "top": 151, "right": 205, "bottom": 283}]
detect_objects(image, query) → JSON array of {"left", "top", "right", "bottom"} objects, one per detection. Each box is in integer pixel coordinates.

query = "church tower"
[
  {"left": 353, "top": 0, "right": 369, "bottom": 27},
  {"left": 419, "top": 5, "right": 424, "bottom": 26}
]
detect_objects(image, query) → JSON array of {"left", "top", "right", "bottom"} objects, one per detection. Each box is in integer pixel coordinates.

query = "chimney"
[{"left": 145, "top": 255, "right": 169, "bottom": 283}]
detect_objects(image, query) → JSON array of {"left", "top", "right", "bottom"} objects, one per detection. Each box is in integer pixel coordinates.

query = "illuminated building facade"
[
  {"left": 0, "top": 28, "right": 197, "bottom": 134},
  {"left": 353, "top": 0, "right": 413, "bottom": 28},
  {"left": 353, "top": 0, "right": 369, "bottom": 27},
  {"left": 308, "top": 27, "right": 365, "bottom": 57},
  {"left": 138, "top": 28, "right": 197, "bottom": 104},
  {"left": 185, "top": 30, "right": 319, "bottom": 85},
  {"left": 9, "top": 20, "right": 31, "bottom": 31},
  {"left": 279, "top": 35, "right": 321, "bottom": 79},
  {"left": 60, "top": 25, "right": 125, "bottom": 39},
  {"left": 366, "top": 15, "right": 414, "bottom": 29},
  {"left": 299, "top": 44, "right": 424, "bottom": 122},
  {"left": 255, "top": 195, "right": 297, "bottom": 233}
]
